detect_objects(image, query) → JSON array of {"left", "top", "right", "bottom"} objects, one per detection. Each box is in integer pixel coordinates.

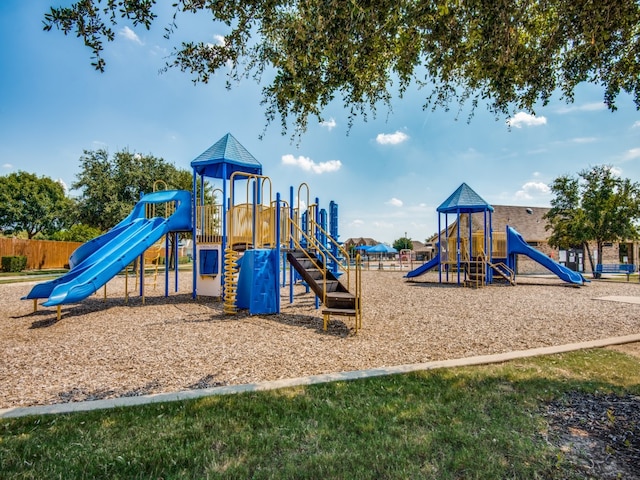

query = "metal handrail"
[
  {"left": 488, "top": 260, "right": 516, "bottom": 285},
  {"left": 305, "top": 218, "right": 351, "bottom": 288},
  {"left": 288, "top": 220, "right": 329, "bottom": 304}
]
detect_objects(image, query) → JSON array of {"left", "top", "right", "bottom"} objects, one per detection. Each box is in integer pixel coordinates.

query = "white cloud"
[
  {"left": 459, "top": 147, "right": 482, "bottom": 160},
  {"left": 119, "top": 26, "right": 143, "bottom": 45},
  {"left": 622, "top": 148, "right": 640, "bottom": 162},
  {"left": 633, "top": 121, "right": 640, "bottom": 129},
  {"left": 57, "top": 179, "right": 68, "bottom": 192},
  {"left": 376, "top": 131, "right": 409, "bottom": 145},
  {"left": 373, "top": 220, "right": 394, "bottom": 229},
  {"left": 320, "top": 118, "right": 337, "bottom": 131},
  {"left": 205, "top": 35, "right": 226, "bottom": 50},
  {"left": 281, "top": 154, "right": 342, "bottom": 174},
  {"left": 151, "top": 45, "right": 168, "bottom": 57},
  {"left": 556, "top": 102, "right": 606, "bottom": 114},
  {"left": 2, "top": 163, "right": 12, "bottom": 169},
  {"left": 571, "top": 137, "right": 597, "bottom": 144},
  {"left": 386, "top": 198, "right": 403, "bottom": 207},
  {"left": 507, "top": 112, "right": 547, "bottom": 128},
  {"left": 514, "top": 181, "right": 550, "bottom": 200},
  {"left": 611, "top": 166, "right": 623, "bottom": 176}
]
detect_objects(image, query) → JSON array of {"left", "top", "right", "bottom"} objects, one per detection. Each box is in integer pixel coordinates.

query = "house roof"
[
  {"left": 437, "top": 183, "right": 494, "bottom": 214},
  {"left": 190, "top": 133, "right": 262, "bottom": 179},
  {"left": 491, "top": 205, "right": 550, "bottom": 240},
  {"left": 343, "top": 237, "right": 378, "bottom": 246},
  {"left": 411, "top": 240, "right": 434, "bottom": 253}
]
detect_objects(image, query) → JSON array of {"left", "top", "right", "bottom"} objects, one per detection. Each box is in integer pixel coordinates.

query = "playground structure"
[
  {"left": 405, "top": 183, "right": 587, "bottom": 286},
  {"left": 191, "top": 134, "right": 361, "bottom": 330},
  {"left": 23, "top": 134, "right": 362, "bottom": 331}
]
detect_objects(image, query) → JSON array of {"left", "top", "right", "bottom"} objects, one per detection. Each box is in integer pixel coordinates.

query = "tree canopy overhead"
[{"left": 44, "top": 0, "right": 640, "bottom": 135}]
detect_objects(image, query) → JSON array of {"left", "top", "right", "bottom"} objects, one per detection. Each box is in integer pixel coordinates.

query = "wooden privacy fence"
[{"left": 0, "top": 238, "right": 82, "bottom": 270}]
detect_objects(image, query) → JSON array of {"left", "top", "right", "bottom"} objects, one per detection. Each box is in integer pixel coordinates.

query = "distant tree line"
[
  {"left": 0, "top": 149, "right": 196, "bottom": 242},
  {"left": 3, "top": 156, "right": 639, "bottom": 276}
]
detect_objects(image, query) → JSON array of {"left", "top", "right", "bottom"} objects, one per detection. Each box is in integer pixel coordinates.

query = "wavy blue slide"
[
  {"left": 23, "top": 190, "right": 192, "bottom": 307},
  {"left": 506, "top": 226, "right": 587, "bottom": 285}
]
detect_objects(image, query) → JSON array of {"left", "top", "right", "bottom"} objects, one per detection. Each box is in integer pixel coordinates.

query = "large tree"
[
  {"left": 44, "top": 1, "right": 640, "bottom": 136},
  {"left": 0, "top": 171, "right": 74, "bottom": 239},
  {"left": 544, "top": 165, "right": 640, "bottom": 275},
  {"left": 72, "top": 148, "right": 195, "bottom": 230},
  {"left": 393, "top": 236, "right": 413, "bottom": 251}
]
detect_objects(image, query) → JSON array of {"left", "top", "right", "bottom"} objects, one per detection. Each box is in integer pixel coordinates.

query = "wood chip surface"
[{"left": 1, "top": 271, "right": 639, "bottom": 408}]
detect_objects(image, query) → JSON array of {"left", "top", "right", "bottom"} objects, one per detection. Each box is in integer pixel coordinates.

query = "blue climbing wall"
[{"left": 236, "top": 249, "right": 279, "bottom": 314}]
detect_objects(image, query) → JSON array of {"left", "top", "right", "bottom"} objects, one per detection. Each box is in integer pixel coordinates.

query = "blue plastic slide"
[
  {"left": 405, "top": 255, "right": 440, "bottom": 279},
  {"left": 506, "top": 226, "right": 586, "bottom": 285},
  {"left": 68, "top": 218, "right": 135, "bottom": 269},
  {"left": 23, "top": 190, "right": 192, "bottom": 306}
]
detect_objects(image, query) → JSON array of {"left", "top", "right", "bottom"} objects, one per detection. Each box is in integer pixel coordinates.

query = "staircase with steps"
[
  {"left": 463, "top": 257, "right": 516, "bottom": 288},
  {"left": 463, "top": 259, "right": 486, "bottom": 288},
  {"left": 489, "top": 261, "right": 516, "bottom": 285},
  {"left": 286, "top": 248, "right": 361, "bottom": 331}
]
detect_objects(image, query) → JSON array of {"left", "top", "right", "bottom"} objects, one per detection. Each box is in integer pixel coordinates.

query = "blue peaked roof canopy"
[
  {"left": 368, "top": 243, "right": 398, "bottom": 254},
  {"left": 190, "top": 133, "right": 262, "bottom": 179},
  {"left": 437, "top": 182, "right": 494, "bottom": 214}
]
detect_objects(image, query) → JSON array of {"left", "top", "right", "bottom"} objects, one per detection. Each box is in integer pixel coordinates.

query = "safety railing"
[
  {"left": 288, "top": 212, "right": 360, "bottom": 304},
  {"left": 144, "top": 180, "right": 176, "bottom": 220},
  {"left": 195, "top": 203, "right": 223, "bottom": 243},
  {"left": 462, "top": 248, "right": 487, "bottom": 288},
  {"left": 489, "top": 260, "right": 516, "bottom": 285}
]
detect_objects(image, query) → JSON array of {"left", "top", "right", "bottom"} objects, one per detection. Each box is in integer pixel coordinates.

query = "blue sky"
[{"left": 1, "top": 1, "right": 639, "bottom": 244}]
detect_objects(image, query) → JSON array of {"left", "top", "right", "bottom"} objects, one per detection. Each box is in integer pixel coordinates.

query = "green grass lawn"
[
  {"left": 0, "top": 269, "right": 69, "bottom": 284},
  {"left": 1, "top": 348, "right": 639, "bottom": 479}
]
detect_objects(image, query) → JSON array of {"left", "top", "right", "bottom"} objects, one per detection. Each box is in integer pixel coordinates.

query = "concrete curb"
[{"left": 2, "top": 333, "right": 639, "bottom": 419}]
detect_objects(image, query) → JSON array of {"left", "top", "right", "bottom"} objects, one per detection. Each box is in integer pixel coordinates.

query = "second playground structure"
[{"left": 405, "top": 183, "right": 587, "bottom": 286}]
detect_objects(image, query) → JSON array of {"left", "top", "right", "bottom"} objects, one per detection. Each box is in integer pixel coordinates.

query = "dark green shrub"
[{"left": 1, "top": 256, "right": 27, "bottom": 272}]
